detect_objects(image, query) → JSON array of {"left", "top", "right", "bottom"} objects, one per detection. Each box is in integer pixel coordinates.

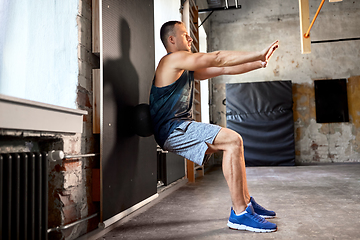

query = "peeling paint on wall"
[
  {"left": 348, "top": 76, "right": 360, "bottom": 154},
  {"left": 292, "top": 78, "right": 360, "bottom": 163}
]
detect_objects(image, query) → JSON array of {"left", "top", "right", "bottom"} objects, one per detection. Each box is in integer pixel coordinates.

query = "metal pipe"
[
  {"left": 198, "top": 5, "right": 241, "bottom": 13},
  {"left": 48, "top": 150, "right": 99, "bottom": 161},
  {"left": 311, "top": 37, "right": 360, "bottom": 44},
  {"left": 47, "top": 213, "right": 98, "bottom": 233},
  {"left": 157, "top": 148, "right": 168, "bottom": 154},
  {"left": 304, "top": 0, "right": 325, "bottom": 38},
  {"left": 64, "top": 153, "right": 98, "bottom": 159},
  {"left": 235, "top": 0, "right": 238, "bottom": 8}
]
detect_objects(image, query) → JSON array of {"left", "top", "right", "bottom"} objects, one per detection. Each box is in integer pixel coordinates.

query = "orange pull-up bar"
[{"left": 304, "top": 0, "right": 325, "bottom": 38}]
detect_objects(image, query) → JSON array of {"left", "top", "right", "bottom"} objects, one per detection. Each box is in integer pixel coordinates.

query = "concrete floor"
[{"left": 91, "top": 163, "right": 360, "bottom": 240}]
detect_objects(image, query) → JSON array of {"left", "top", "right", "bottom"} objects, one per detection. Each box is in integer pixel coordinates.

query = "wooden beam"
[
  {"left": 299, "top": 0, "right": 311, "bottom": 54},
  {"left": 186, "top": 159, "right": 195, "bottom": 183}
]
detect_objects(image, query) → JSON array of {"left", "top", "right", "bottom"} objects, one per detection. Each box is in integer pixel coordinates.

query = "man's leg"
[
  {"left": 206, "top": 127, "right": 277, "bottom": 232},
  {"left": 206, "top": 128, "right": 250, "bottom": 214}
]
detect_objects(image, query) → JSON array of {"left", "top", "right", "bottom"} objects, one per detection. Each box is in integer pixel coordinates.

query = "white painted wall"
[
  {"left": 154, "top": 0, "right": 181, "bottom": 68},
  {"left": 0, "top": 0, "right": 79, "bottom": 109},
  {"left": 199, "top": 22, "right": 209, "bottom": 123}
]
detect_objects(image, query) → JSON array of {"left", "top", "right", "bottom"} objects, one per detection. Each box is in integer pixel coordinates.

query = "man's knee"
[
  {"left": 232, "top": 133, "right": 243, "bottom": 149},
  {"left": 225, "top": 130, "right": 243, "bottom": 150},
  {"left": 213, "top": 128, "right": 243, "bottom": 151}
]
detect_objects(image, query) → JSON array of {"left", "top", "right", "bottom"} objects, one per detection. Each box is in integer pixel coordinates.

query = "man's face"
[{"left": 173, "top": 23, "right": 193, "bottom": 52}]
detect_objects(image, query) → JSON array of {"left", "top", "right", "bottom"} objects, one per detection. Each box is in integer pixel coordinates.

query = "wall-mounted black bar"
[
  {"left": 198, "top": 5, "right": 241, "bottom": 13},
  {"left": 199, "top": 11, "right": 215, "bottom": 27},
  {"left": 312, "top": 37, "right": 360, "bottom": 44},
  {"left": 198, "top": 5, "right": 242, "bottom": 27}
]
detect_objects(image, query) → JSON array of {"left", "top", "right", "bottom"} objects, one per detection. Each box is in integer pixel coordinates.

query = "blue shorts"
[{"left": 163, "top": 121, "right": 222, "bottom": 165}]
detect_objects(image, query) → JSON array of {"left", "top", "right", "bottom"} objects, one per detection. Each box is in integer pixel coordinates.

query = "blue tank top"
[{"left": 149, "top": 70, "right": 195, "bottom": 148}]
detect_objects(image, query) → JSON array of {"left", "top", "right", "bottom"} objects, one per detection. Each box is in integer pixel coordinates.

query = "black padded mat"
[{"left": 226, "top": 81, "right": 295, "bottom": 166}]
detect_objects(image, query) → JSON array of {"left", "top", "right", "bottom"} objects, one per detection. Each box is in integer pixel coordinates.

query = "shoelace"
[{"left": 250, "top": 211, "right": 267, "bottom": 223}]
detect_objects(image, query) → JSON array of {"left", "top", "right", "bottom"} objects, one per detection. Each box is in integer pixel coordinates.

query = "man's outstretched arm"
[
  {"left": 194, "top": 61, "right": 266, "bottom": 80},
  {"left": 167, "top": 40, "right": 279, "bottom": 72},
  {"left": 193, "top": 40, "right": 279, "bottom": 80}
]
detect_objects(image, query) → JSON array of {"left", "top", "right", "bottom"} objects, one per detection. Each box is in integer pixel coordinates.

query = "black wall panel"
[
  {"left": 157, "top": 152, "right": 185, "bottom": 186},
  {"left": 314, "top": 79, "right": 349, "bottom": 123},
  {"left": 226, "top": 81, "right": 295, "bottom": 166},
  {"left": 102, "top": 0, "right": 157, "bottom": 221}
]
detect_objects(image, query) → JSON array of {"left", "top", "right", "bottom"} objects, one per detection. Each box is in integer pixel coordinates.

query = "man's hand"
[{"left": 260, "top": 40, "right": 279, "bottom": 66}]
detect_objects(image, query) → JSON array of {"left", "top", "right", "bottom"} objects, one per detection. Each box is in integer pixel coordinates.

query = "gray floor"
[{"left": 94, "top": 163, "right": 360, "bottom": 240}]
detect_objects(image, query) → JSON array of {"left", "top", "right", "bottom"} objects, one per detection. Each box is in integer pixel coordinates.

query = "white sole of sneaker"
[
  {"left": 227, "top": 221, "right": 277, "bottom": 233},
  {"left": 260, "top": 215, "right": 276, "bottom": 219}
]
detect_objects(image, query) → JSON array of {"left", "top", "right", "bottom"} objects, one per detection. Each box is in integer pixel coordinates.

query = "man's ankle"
[{"left": 233, "top": 205, "right": 247, "bottom": 215}]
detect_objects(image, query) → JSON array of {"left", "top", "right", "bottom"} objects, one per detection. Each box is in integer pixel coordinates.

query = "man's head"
[{"left": 160, "top": 21, "right": 192, "bottom": 52}]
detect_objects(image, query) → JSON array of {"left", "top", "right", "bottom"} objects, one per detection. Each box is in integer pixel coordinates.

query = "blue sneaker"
[
  {"left": 227, "top": 204, "right": 277, "bottom": 233},
  {"left": 250, "top": 197, "right": 276, "bottom": 219}
]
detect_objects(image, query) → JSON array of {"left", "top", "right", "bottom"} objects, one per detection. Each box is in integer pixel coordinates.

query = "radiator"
[{"left": 0, "top": 152, "right": 48, "bottom": 240}]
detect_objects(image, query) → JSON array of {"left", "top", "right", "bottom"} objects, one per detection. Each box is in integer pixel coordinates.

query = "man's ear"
[{"left": 168, "top": 36, "right": 175, "bottom": 45}]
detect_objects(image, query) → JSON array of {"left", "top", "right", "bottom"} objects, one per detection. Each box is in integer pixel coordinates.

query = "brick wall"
[
  {"left": 0, "top": 0, "right": 100, "bottom": 239},
  {"left": 48, "top": 0, "right": 100, "bottom": 239}
]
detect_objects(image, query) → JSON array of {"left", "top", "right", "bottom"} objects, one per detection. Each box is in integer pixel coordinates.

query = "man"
[{"left": 149, "top": 21, "right": 279, "bottom": 233}]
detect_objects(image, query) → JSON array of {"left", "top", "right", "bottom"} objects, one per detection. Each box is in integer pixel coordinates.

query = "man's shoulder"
[
  {"left": 159, "top": 51, "right": 197, "bottom": 72},
  {"left": 164, "top": 51, "right": 193, "bottom": 60},
  {"left": 157, "top": 51, "right": 190, "bottom": 71}
]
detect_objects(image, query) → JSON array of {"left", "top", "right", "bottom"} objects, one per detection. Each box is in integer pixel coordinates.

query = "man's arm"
[
  {"left": 155, "top": 40, "right": 279, "bottom": 87},
  {"left": 168, "top": 40, "right": 279, "bottom": 72},
  {"left": 194, "top": 61, "right": 265, "bottom": 80},
  {"left": 154, "top": 50, "right": 262, "bottom": 87},
  {"left": 168, "top": 50, "right": 261, "bottom": 72}
]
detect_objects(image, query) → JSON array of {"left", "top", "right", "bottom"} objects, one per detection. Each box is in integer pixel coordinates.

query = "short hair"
[{"left": 160, "top": 21, "right": 183, "bottom": 48}]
